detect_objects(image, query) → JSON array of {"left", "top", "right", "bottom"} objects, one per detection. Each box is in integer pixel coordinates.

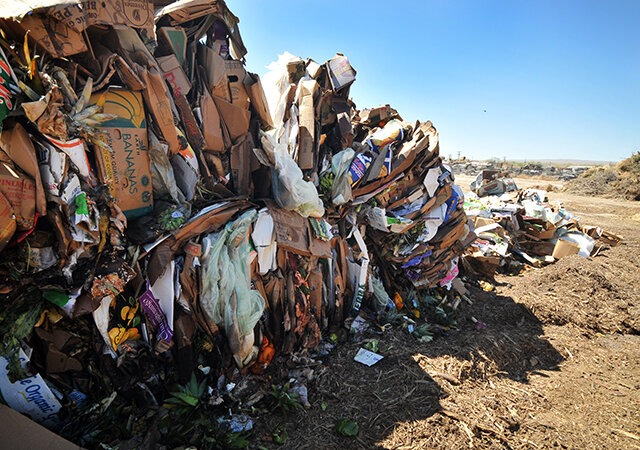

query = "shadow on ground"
[{"left": 252, "top": 284, "right": 564, "bottom": 449}]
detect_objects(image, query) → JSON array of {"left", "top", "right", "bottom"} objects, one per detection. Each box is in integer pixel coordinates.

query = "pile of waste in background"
[
  {"left": 462, "top": 182, "right": 622, "bottom": 279},
  {"left": 0, "top": 1, "right": 477, "bottom": 447},
  {"left": 563, "top": 152, "right": 640, "bottom": 201}
]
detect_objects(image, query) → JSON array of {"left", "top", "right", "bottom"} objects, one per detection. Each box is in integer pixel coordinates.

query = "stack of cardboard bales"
[{"left": 0, "top": 0, "right": 475, "bottom": 444}]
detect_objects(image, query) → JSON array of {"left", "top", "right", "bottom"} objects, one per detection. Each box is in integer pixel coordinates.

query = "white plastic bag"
[{"left": 331, "top": 148, "right": 355, "bottom": 205}]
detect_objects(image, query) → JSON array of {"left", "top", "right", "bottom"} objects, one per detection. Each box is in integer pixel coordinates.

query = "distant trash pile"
[
  {"left": 0, "top": 1, "right": 479, "bottom": 446},
  {"left": 462, "top": 183, "right": 622, "bottom": 278}
]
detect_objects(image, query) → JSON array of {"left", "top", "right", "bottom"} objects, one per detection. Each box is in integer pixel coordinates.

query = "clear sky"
[{"left": 231, "top": 0, "right": 639, "bottom": 162}]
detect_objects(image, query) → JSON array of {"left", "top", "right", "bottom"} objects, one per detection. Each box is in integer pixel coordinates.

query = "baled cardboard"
[
  {"left": 244, "top": 72, "right": 274, "bottom": 129},
  {"left": 326, "top": 53, "right": 356, "bottom": 91},
  {"left": 297, "top": 79, "right": 317, "bottom": 170},
  {"left": 0, "top": 191, "right": 16, "bottom": 252},
  {"left": 90, "top": 88, "right": 153, "bottom": 219},
  {"left": 213, "top": 96, "right": 251, "bottom": 141},
  {"left": 158, "top": 54, "right": 191, "bottom": 97}
]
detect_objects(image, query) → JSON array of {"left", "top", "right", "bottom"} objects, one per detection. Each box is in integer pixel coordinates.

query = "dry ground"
[{"left": 251, "top": 183, "right": 640, "bottom": 449}]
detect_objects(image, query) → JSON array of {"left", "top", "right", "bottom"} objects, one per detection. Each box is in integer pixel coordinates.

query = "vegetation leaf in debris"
[
  {"left": 272, "top": 423, "right": 290, "bottom": 444},
  {"left": 336, "top": 418, "right": 359, "bottom": 436}
]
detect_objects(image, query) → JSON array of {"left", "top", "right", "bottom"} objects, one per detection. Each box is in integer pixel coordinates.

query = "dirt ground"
[{"left": 252, "top": 182, "right": 640, "bottom": 449}]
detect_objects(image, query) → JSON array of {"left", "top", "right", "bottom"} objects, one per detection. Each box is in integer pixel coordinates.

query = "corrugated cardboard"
[
  {"left": 0, "top": 404, "right": 81, "bottom": 450},
  {"left": 297, "top": 79, "right": 317, "bottom": 170},
  {"left": 552, "top": 239, "right": 580, "bottom": 259},
  {"left": 0, "top": 191, "right": 16, "bottom": 252},
  {"left": 90, "top": 88, "right": 153, "bottom": 219},
  {"left": 0, "top": 123, "right": 47, "bottom": 216},
  {"left": 244, "top": 72, "right": 274, "bottom": 129},
  {"left": 158, "top": 54, "right": 191, "bottom": 97},
  {"left": 326, "top": 53, "right": 356, "bottom": 91},
  {"left": 158, "top": 27, "right": 188, "bottom": 66},
  {"left": 200, "top": 89, "right": 226, "bottom": 152},
  {"left": 212, "top": 60, "right": 250, "bottom": 110},
  {"left": 213, "top": 96, "right": 251, "bottom": 141},
  {"left": 46, "top": 0, "right": 154, "bottom": 32},
  {"left": 2, "top": 15, "right": 86, "bottom": 58},
  {"left": 230, "top": 133, "right": 253, "bottom": 195},
  {"left": 266, "top": 202, "right": 331, "bottom": 258},
  {"left": 0, "top": 151, "right": 36, "bottom": 231}
]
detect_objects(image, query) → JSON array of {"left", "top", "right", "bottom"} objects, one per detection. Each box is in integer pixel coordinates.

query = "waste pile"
[
  {"left": 462, "top": 185, "right": 622, "bottom": 278},
  {"left": 469, "top": 169, "right": 518, "bottom": 197},
  {"left": 0, "top": 0, "right": 475, "bottom": 446}
]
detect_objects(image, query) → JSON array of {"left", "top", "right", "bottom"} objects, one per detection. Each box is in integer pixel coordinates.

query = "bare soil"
[{"left": 252, "top": 187, "right": 640, "bottom": 449}]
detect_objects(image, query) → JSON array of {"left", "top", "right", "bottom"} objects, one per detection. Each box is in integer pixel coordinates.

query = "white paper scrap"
[{"left": 354, "top": 348, "right": 383, "bottom": 367}]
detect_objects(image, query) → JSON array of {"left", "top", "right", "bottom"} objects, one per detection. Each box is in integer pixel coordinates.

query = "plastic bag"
[
  {"left": 200, "top": 210, "right": 265, "bottom": 367},
  {"left": 148, "top": 130, "right": 187, "bottom": 207},
  {"left": 331, "top": 148, "right": 355, "bottom": 205},
  {"left": 270, "top": 142, "right": 325, "bottom": 218}
]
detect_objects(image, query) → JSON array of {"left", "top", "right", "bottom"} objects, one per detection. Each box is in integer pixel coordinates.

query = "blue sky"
[{"left": 232, "top": 0, "right": 639, "bottom": 162}]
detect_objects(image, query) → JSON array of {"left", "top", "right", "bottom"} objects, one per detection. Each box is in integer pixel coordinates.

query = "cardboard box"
[
  {"left": 0, "top": 152, "right": 36, "bottom": 231},
  {"left": 0, "top": 123, "right": 47, "bottom": 216},
  {"left": 0, "top": 349, "right": 63, "bottom": 430},
  {"left": 212, "top": 60, "right": 250, "bottom": 110},
  {"left": 3, "top": 15, "right": 87, "bottom": 58},
  {"left": 213, "top": 96, "right": 251, "bottom": 141},
  {"left": 244, "top": 72, "right": 274, "bottom": 129},
  {"left": 158, "top": 54, "right": 191, "bottom": 97},
  {"left": 297, "top": 79, "right": 317, "bottom": 170},
  {"left": 90, "top": 88, "right": 153, "bottom": 219},
  {"left": 326, "top": 54, "right": 356, "bottom": 91},
  {"left": 46, "top": 0, "right": 154, "bottom": 32},
  {"left": 0, "top": 405, "right": 81, "bottom": 450},
  {"left": 0, "top": 191, "right": 16, "bottom": 252},
  {"left": 552, "top": 239, "right": 580, "bottom": 259},
  {"left": 200, "top": 89, "right": 227, "bottom": 152},
  {"left": 158, "top": 27, "right": 188, "bottom": 66},
  {"left": 170, "top": 128, "right": 199, "bottom": 201}
]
